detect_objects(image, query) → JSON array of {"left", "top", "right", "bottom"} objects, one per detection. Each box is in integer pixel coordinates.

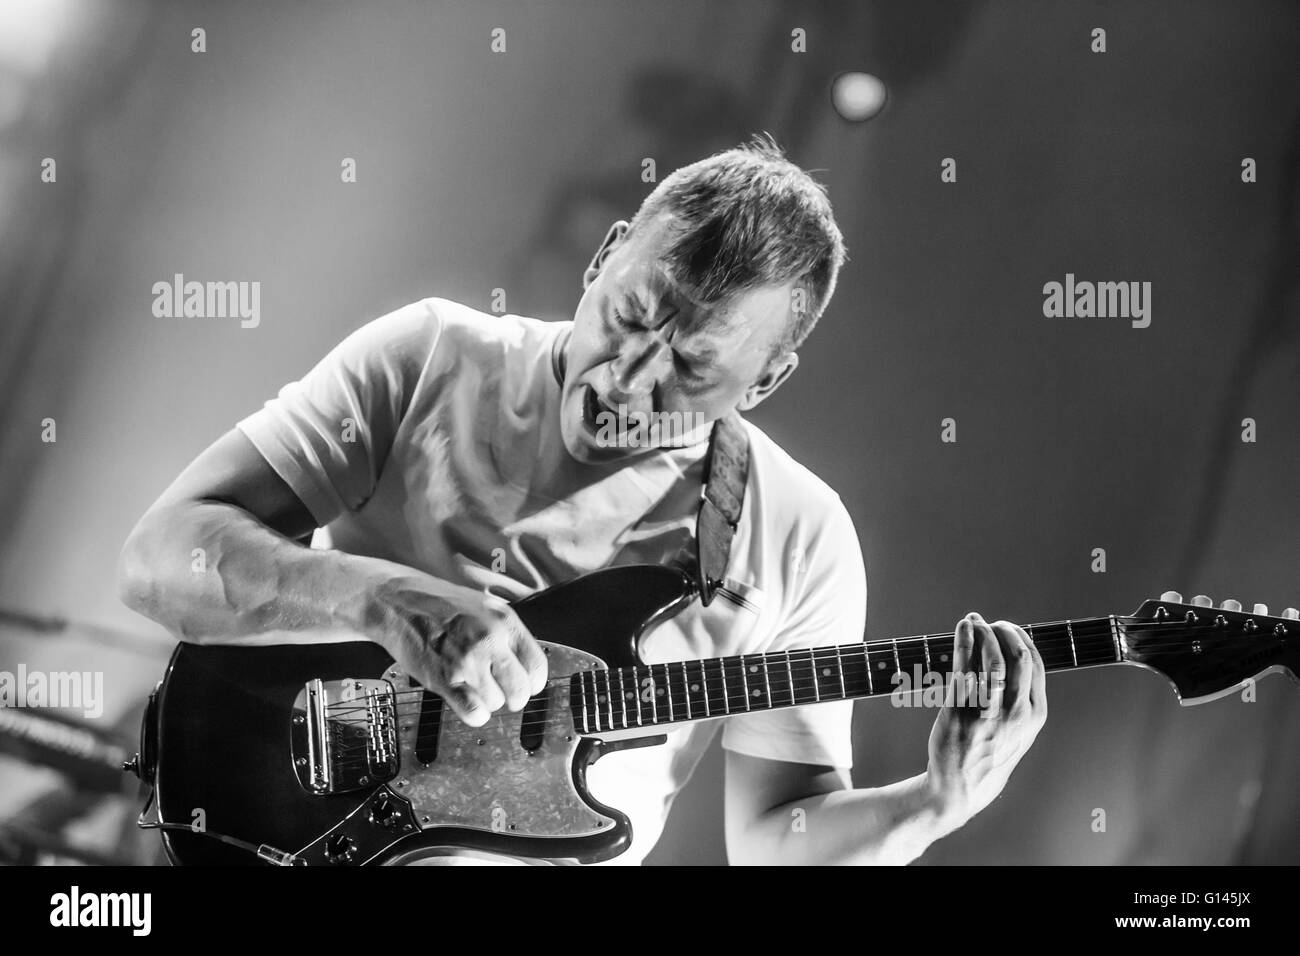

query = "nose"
[{"left": 609, "top": 335, "right": 668, "bottom": 401}]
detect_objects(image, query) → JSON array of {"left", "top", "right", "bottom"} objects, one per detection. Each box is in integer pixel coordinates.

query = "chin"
[
  {"left": 559, "top": 429, "right": 599, "bottom": 463},
  {"left": 560, "top": 427, "right": 633, "bottom": 465}
]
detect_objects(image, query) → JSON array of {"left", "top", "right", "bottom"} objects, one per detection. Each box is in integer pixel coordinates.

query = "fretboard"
[{"left": 570, "top": 616, "right": 1123, "bottom": 735}]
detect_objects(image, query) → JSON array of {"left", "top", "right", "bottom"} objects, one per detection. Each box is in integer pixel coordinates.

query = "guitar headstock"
[{"left": 1123, "top": 599, "right": 1299, "bottom": 704}]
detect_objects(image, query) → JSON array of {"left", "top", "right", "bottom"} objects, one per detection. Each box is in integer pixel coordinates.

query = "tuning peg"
[
  {"left": 1283, "top": 608, "right": 1299, "bottom": 621},
  {"left": 1253, "top": 603, "right": 1269, "bottom": 616},
  {"left": 1220, "top": 599, "right": 1242, "bottom": 612},
  {"left": 1192, "top": 595, "right": 1214, "bottom": 608}
]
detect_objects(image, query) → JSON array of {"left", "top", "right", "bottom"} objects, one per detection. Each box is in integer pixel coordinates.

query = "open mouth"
[{"left": 582, "top": 385, "right": 620, "bottom": 434}]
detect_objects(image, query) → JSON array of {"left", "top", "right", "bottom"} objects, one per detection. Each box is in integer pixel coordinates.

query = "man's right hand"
[{"left": 365, "top": 576, "right": 549, "bottom": 727}]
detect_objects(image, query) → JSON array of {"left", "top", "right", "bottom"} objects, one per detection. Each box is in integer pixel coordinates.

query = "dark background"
[{"left": 1, "top": 0, "right": 1297, "bottom": 865}]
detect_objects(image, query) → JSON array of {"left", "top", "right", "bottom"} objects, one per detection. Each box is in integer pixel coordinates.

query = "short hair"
[{"left": 626, "top": 132, "right": 846, "bottom": 355}]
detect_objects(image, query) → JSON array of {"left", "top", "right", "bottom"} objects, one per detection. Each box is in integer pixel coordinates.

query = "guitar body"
[
  {"left": 151, "top": 564, "right": 694, "bottom": 865},
  {"left": 142, "top": 560, "right": 1300, "bottom": 866}
]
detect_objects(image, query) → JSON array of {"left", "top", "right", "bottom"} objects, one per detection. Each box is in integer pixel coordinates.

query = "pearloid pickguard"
[{"left": 382, "top": 643, "right": 616, "bottom": 838}]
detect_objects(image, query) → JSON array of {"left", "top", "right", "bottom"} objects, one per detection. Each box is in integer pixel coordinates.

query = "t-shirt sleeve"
[
  {"left": 236, "top": 300, "right": 443, "bottom": 527},
  {"left": 720, "top": 494, "right": 867, "bottom": 769}
]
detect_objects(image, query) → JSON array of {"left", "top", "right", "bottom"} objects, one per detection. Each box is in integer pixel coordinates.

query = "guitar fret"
[
  {"left": 809, "top": 649, "right": 821, "bottom": 702},
  {"left": 761, "top": 657, "right": 771, "bottom": 708},
  {"left": 602, "top": 669, "right": 613, "bottom": 731},
  {"left": 1110, "top": 615, "right": 1123, "bottom": 661},
  {"left": 922, "top": 636, "right": 931, "bottom": 672},
  {"left": 670, "top": 660, "right": 681, "bottom": 723},
  {"left": 788, "top": 649, "right": 808, "bottom": 706},
  {"left": 579, "top": 672, "right": 591, "bottom": 734},
  {"left": 861, "top": 644, "right": 872, "bottom": 695},
  {"left": 1066, "top": 620, "right": 1078, "bottom": 667},
  {"left": 891, "top": 638, "right": 902, "bottom": 680},
  {"left": 780, "top": 650, "right": 790, "bottom": 712}
]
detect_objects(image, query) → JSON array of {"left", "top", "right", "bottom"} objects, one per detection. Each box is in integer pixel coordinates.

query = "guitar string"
[
  {"left": 321, "top": 620, "right": 1282, "bottom": 761},
  {"left": 322, "top": 623, "right": 1117, "bottom": 721},
  {"left": 317, "top": 615, "right": 1271, "bottom": 718},
  {"left": 319, "top": 620, "right": 1277, "bottom": 755},
  {"left": 319, "top": 616, "right": 1274, "bottom": 759},
  {"left": 322, "top": 637, "right": 1109, "bottom": 733},
  {"left": 323, "top": 628, "right": 1119, "bottom": 761}
]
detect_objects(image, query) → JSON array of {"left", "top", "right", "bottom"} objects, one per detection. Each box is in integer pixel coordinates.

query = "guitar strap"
[{"left": 687, "top": 412, "right": 750, "bottom": 606}]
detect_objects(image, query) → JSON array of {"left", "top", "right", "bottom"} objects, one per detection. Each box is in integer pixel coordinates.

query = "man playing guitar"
[{"left": 122, "top": 135, "right": 1241, "bottom": 865}]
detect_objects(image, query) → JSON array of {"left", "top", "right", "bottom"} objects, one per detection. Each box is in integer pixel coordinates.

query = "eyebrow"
[
  {"left": 622, "top": 290, "right": 680, "bottom": 331},
  {"left": 673, "top": 339, "right": 719, "bottom": 368},
  {"left": 621, "top": 274, "right": 722, "bottom": 366}
]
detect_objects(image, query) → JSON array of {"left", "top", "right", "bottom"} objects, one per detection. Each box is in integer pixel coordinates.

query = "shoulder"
[
  {"left": 736, "top": 420, "right": 867, "bottom": 647},
  {"left": 353, "top": 297, "right": 563, "bottom": 358},
  {"left": 740, "top": 419, "right": 856, "bottom": 540},
  {"left": 346, "top": 298, "right": 568, "bottom": 390},
  {"left": 416, "top": 297, "right": 566, "bottom": 357}
]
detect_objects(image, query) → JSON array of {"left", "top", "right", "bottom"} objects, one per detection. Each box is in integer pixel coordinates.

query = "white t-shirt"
[{"left": 237, "top": 297, "right": 867, "bottom": 865}]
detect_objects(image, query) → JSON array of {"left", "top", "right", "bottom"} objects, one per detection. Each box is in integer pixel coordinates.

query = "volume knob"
[
  {"left": 370, "top": 794, "right": 401, "bottom": 829},
  {"left": 325, "top": 834, "right": 356, "bottom": 865}
]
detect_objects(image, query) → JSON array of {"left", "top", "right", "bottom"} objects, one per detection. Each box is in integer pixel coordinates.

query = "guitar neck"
[{"left": 570, "top": 616, "right": 1123, "bottom": 734}]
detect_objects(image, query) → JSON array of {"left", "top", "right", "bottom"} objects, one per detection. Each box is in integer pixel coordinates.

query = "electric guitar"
[{"left": 129, "top": 564, "right": 1299, "bottom": 865}]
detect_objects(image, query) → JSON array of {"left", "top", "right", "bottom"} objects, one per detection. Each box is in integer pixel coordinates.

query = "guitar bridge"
[{"left": 290, "top": 678, "right": 400, "bottom": 795}]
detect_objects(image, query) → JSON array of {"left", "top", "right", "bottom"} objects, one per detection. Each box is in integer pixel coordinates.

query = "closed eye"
[
  {"left": 673, "top": 353, "right": 708, "bottom": 381},
  {"left": 611, "top": 308, "right": 643, "bottom": 330}
]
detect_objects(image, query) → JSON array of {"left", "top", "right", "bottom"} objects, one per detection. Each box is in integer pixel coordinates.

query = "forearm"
[
  {"left": 118, "top": 499, "right": 411, "bottom": 647},
  {"left": 733, "top": 771, "right": 966, "bottom": 866}
]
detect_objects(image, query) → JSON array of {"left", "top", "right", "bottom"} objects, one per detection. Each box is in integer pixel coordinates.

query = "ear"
[
  {"left": 582, "top": 220, "right": 631, "bottom": 289},
  {"left": 736, "top": 351, "right": 799, "bottom": 412}
]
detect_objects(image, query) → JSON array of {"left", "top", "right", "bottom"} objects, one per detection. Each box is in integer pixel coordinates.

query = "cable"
[{"left": 136, "top": 789, "right": 305, "bottom": 866}]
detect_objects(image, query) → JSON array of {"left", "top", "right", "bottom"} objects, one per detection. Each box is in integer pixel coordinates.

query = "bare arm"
[
  {"left": 117, "top": 428, "right": 546, "bottom": 725},
  {"left": 725, "top": 753, "right": 955, "bottom": 866},
  {"left": 725, "top": 613, "right": 1048, "bottom": 865},
  {"left": 119, "top": 428, "right": 380, "bottom": 643}
]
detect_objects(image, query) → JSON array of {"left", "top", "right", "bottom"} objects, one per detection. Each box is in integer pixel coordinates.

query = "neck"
[{"left": 570, "top": 616, "right": 1124, "bottom": 734}]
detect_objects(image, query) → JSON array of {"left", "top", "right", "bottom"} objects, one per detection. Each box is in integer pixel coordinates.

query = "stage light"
[
  {"left": 831, "top": 71, "right": 888, "bottom": 122},
  {"left": 0, "top": 0, "right": 80, "bottom": 74}
]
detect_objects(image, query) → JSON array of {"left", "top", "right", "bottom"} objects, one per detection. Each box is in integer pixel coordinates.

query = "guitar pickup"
[
  {"left": 414, "top": 690, "right": 442, "bottom": 766},
  {"left": 519, "top": 692, "right": 549, "bottom": 752}
]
